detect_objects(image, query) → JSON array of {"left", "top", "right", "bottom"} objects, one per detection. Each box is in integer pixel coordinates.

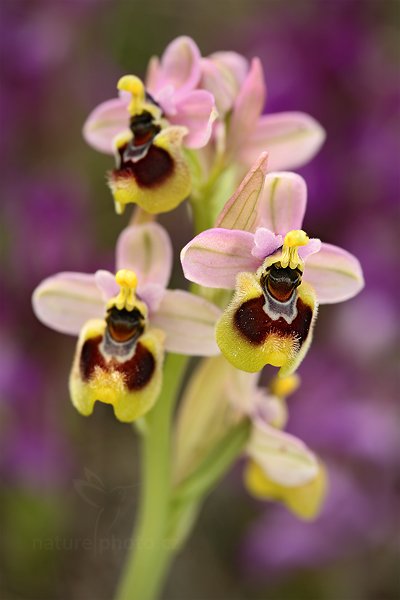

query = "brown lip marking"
[
  {"left": 79, "top": 336, "right": 155, "bottom": 391},
  {"left": 106, "top": 307, "right": 144, "bottom": 344},
  {"left": 114, "top": 145, "right": 174, "bottom": 189},
  {"left": 129, "top": 110, "right": 161, "bottom": 147},
  {"left": 234, "top": 295, "right": 312, "bottom": 346},
  {"left": 260, "top": 265, "right": 302, "bottom": 303}
]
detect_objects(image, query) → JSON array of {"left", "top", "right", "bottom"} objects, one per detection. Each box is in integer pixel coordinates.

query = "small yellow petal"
[
  {"left": 117, "top": 75, "right": 161, "bottom": 120},
  {"left": 284, "top": 229, "right": 309, "bottom": 248},
  {"left": 115, "top": 269, "right": 137, "bottom": 289},
  {"left": 107, "top": 269, "right": 147, "bottom": 316},
  {"left": 269, "top": 373, "right": 301, "bottom": 399},
  {"left": 244, "top": 459, "right": 327, "bottom": 520}
]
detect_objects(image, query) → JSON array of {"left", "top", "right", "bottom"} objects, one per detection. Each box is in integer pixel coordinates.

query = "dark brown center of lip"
[
  {"left": 118, "top": 111, "right": 161, "bottom": 164},
  {"left": 260, "top": 264, "right": 302, "bottom": 302},
  {"left": 234, "top": 294, "right": 312, "bottom": 346},
  {"left": 79, "top": 335, "right": 155, "bottom": 391},
  {"left": 129, "top": 111, "right": 161, "bottom": 147},
  {"left": 106, "top": 306, "right": 145, "bottom": 343}
]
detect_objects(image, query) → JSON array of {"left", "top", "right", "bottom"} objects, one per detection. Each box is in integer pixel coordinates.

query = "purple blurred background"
[{"left": 1, "top": 1, "right": 399, "bottom": 598}]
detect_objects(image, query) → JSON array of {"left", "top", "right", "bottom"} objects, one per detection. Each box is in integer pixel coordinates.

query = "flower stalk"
[{"left": 116, "top": 353, "right": 189, "bottom": 600}]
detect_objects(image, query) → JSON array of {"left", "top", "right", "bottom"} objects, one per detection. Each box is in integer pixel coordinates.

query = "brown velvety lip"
[
  {"left": 234, "top": 294, "right": 312, "bottom": 346},
  {"left": 79, "top": 335, "right": 155, "bottom": 391}
]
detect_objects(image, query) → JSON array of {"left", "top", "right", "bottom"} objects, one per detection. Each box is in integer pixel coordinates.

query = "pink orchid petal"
[
  {"left": 94, "top": 270, "right": 119, "bottom": 301},
  {"left": 116, "top": 223, "right": 173, "bottom": 289},
  {"left": 153, "top": 84, "right": 176, "bottom": 115},
  {"left": 299, "top": 238, "right": 322, "bottom": 261},
  {"left": 251, "top": 227, "right": 283, "bottom": 260},
  {"left": 137, "top": 282, "right": 165, "bottom": 314},
  {"left": 181, "top": 228, "right": 260, "bottom": 289},
  {"left": 82, "top": 97, "right": 129, "bottom": 154},
  {"left": 210, "top": 51, "right": 248, "bottom": 86},
  {"left": 304, "top": 242, "right": 364, "bottom": 304},
  {"left": 170, "top": 90, "right": 216, "bottom": 148},
  {"left": 248, "top": 420, "right": 319, "bottom": 487},
  {"left": 118, "top": 89, "right": 131, "bottom": 102},
  {"left": 216, "top": 152, "right": 269, "bottom": 233},
  {"left": 151, "top": 290, "right": 221, "bottom": 355},
  {"left": 32, "top": 272, "right": 104, "bottom": 336},
  {"left": 201, "top": 51, "right": 248, "bottom": 115},
  {"left": 259, "top": 171, "right": 307, "bottom": 235},
  {"left": 252, "top": 391, "right": 288, "bottom": 430},
  {"left": 227, "top": 371, "right": 261, "bottom": 416},
  {"left": 240, "top": 111, "right": 326, "bottom": 171},
  {"left": 200, "top": 59, "right": 235, "bottom": 116},
  {"left": 145, "top": 55, "right": 161, "bottom": 91},
  {"left": 149, "top": 36, "right": 201, "bottom": 100},
  {"left": 227, "top": 57, "right": 267, "bottom": 157}
]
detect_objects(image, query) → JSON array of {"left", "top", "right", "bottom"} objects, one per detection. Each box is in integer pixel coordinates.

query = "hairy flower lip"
[{"left": 108, "top": 125, "right": 192, "bottom": 215}]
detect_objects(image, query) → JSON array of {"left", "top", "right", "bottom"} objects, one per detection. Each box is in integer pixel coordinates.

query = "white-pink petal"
[
  {"left": 253, "top": 391, "right": 288, "bottom": 430},
  {"left": 227, "top": 57, "right": 267, "bottom": 157},
  {"left": 216, "top": 152, "right": 269, "bottom": 233},
  {"left": 82, "top": 97, "right": 129, "bottom": 154},
  {"left": 151, "top": 289, "right": 221, "bottom": 356},
  {"left": 240, "top": 111, "right": 326, "bottom": 171},
  {"left": 299, "top": 238, "right": 321, "bottom": 261},
  {"left": 259, "top": 171, "right": 307, "bottom": 235},
  {"left": 116, "top": 223, "right": 173, "bottom": 289},
  {"left": 94, "top": 270, "right": 119, "bottom": 301},
  {"left": 153, "top": 84, "right": 176, "bottom": 115},
  {"left": 304, "top": 242, "right": 364, "bottom": 304},
  {"left": 32, "top": 272, "right": 104, "bottom": 336},
  {"left": 181, "top": 228, "right": 261, "bottom": 289},
  {"left": 247, "top": 420, "right": 319, "bottom": 487},
  {"left": 148, "top": 36, "right": 201, "bottom": 101},
  {"left": 252, "top": 227, "right": 283, "bottom": 260},
  {"left": 201, "top": 51, "right": 248, "bottom": 115},
  {"left": 145, "top": 55, "right": 161, "bottom": 92},
  {"left": 137, "top": 282, "right": 165, "bottom": 314},
  {"left": 210, "top": 51, "right": 249, "bottom": 87},
  {"left": 170, "top": 90, "right": 216, "bottom": 148}
]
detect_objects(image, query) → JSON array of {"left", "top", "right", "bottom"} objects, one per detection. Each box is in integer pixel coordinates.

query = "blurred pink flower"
[
  {"left": 201, "top": 52, "right": 325, "bottom": 170},
  {"left": 83, "top": 36, "right": 216, "bottom": 153}
]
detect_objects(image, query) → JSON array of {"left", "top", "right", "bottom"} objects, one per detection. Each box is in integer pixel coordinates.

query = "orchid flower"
[
  {"left": 32, "top": 223, "right": 221, "bottom": 422},
  {"left": 200, "top": 52, "right": 326, "bottom": 172},
  {"left": 174, "top": 355, "right": 326, "bottom": 520},
  {"left": 243, "top": 371, "right": 327, "bottom": 521},
  {"left": 83, "top": 36, "right": 216, "bottom": 215},
  {"left": 181, "top": 153, "right": 364, "bottom": 375},
  {"left": 244, "top": 390, "right": 327, "bottom": 521}
]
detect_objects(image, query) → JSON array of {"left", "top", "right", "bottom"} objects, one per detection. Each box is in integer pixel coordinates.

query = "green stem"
[
  {"left": 167, "top": 419, "right": 251, "bottom": 551},
  {"left": 190, "top": 196, "right": 215, "bottom": 234},
  {"left": 116, "top": 353, "right": 189, "bottom": 600},
  {"left": 190, "top": 163, "right": 237, "bottom": 236}
]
